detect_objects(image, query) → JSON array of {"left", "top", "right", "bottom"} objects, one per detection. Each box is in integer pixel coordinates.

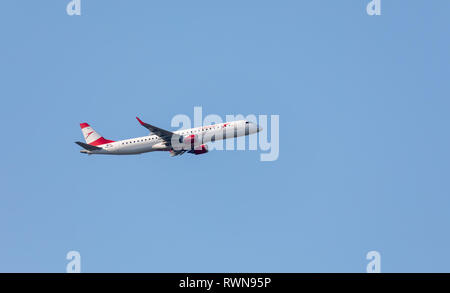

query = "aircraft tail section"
[{"left": 80, "top": 123, "right": 115, "bottom": 146}]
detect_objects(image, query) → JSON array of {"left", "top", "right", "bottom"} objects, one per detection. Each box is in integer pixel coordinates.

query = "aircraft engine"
[{"left": 191, "top": 144, "right": 208, "bottom": 155}]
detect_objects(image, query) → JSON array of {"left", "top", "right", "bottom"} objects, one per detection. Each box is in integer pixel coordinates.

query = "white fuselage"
[{"left": 81, "top": 120, "right": 260, "bottom": 155}]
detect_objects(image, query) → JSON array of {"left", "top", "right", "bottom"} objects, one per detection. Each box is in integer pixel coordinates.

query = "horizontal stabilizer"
[{"left": 75, "top": 141, "right": 102, "bottom": 151}]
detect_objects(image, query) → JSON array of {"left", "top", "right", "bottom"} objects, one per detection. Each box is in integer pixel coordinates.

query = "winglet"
[{"left": 136, "top": 117, "right": 145, "bottom": 125}]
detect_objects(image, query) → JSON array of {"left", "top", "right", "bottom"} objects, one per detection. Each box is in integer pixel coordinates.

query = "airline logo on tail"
[{"left": 80, "top": 123, "right": 114, "bottom": 146}]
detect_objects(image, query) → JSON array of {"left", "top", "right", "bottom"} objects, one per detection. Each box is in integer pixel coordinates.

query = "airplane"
[{"left": 75, "top": 117, "right": 262, "bottom": 156}]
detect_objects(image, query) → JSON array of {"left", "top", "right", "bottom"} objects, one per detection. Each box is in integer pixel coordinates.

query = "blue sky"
[{"left": 0, "top": 1, "right": 449, "bottom": 272}]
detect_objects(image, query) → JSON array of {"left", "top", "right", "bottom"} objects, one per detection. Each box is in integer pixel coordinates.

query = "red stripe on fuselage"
[{"left": 89, "top": 137, "right": 115, "bottom": 146}]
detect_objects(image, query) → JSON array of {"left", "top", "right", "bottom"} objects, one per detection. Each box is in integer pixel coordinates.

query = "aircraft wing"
[{"left": 136, "top": 117, "right": 182, "bottom": 147}]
